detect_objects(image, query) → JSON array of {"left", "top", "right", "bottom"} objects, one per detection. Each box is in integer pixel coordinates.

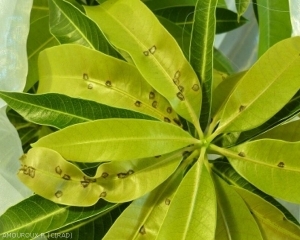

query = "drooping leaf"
[
  {"left": 32, "top": 119, "right": 199, "bottom": 162},
  {"left": 25, "top": 16, "right": 58, "bottom": 92},
  {"left": 235, "top": 0, "right": 250, "bottom": 22},
  {"left": 155, "top": 7, "right": 248, "bottom": 34},
  {"left": 48, "top": 0, "right": 118, "bottom": 57},
  {"left": 156, "top": 160, "right": 216, "bottom": 239},
  {"left": 84, "top": 0, "right": 202, "bottom": 128},
  {"left": 212, "top": 160, "right": 300, "bottom": 225},
  {"left": 0, "top": 194, "right": 116, "bottom": 237},
  {"left": 216, "top": 37, "right": 300, "bottom": 134},
  {"left": 38, "top": 44, "right": 180, "bottom": 126},
  {"left": 0, "top": 91, "right": 153, "bottom": 129},
  {"left": 223, "top": 139, "right": 300, "bottom": 203},
  {"left": 19, "top": 147, "right": 184, "bottom": 205},
  {"left": 256, "top": 0, "right": 292, "bottom": 57},
  {"left": 189, "top": 0, "right": 217, "bottom": 130},
  {"left": 254, "top": 119, "right": 300, "bottom": 142},
  {"left": 213, "top": 174, "right": 263, "bottom": 240},
  {"left": 234, "top": 187, "right": 300, "bottom": 239}
]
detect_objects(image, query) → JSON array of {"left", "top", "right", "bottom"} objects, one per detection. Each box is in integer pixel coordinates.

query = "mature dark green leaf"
[
  {"left": 49, "top": 0, "right": 118, "bottom": 56},
  {"left": 30, "top": 0, "right": 49, "bottom": 22},
  {"left": 189, "top": 0, "right": 217, "bottom": 130},
  {"left": 0, "top": 195, "right": 116, "bottom": 238},
  {"left": 0, "top": 92, "right": 153, "bottom": 129},
  {"left": 213, "top": 48, "right": 234, "bottom": 74}
]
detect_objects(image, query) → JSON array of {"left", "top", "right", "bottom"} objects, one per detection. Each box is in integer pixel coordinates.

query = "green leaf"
[
  {"left": 0, "top": 194, "right": 116, "bottom": 237},
  {"left": 212, "top": 160, "right": 300, "bottom": 225},
  {"left": 38, "top": 44, "right": 180, "bottom": 126},
  {"left": 254, "top": 119, "right": 300, "bottom": 142},
  {"left": 156, "top": 160, "right": 216, "bottom": 239},
  {"left": 84, "top": 0, "right": 202, "bottom": 128},
  {"left": 234, "top": 187, "right": 300, "bottom": 240},
  {"left": 0, "top": 91, "right": 153, "bottom": 129},
  {"left": 216, "top": 37, "right": 300, "bottom": 134},
  {"left": 32, "top": 119, "right": 199, "bottom": 162},
  {"left": 213, "top": 48, "right": 234, "bottom": 74},
  {"left": 189, "top": 0, "right": 217, "bottom": 130},
  {"left": 48, "top": 0, "right": 118, "bottom": 57},
  {"left": 30, "top": 0, "right": 49, "bottom": 22},
  {"left": 19, "top": 147, "right": 184, "bottom": 205},
  {"left": 235, "top": 0, "right": 250, "bottom": 21},
  {"left": 25, "top": 16, "right": 58, "bottom": 92},
  {"left": 224, "top": 139, "right": 300, "bottom": 203},
  {"left": 145, "top": 0, "right": 197, "bottom": 10},
  {"left": 256, "top": 0, "right": 292, "bottom": 57},
  {"left": 213, "top": 174, "right": 263, "bottom": 240}
]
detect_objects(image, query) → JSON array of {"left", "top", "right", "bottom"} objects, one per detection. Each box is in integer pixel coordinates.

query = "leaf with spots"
[
  {"left": 216, "top": 139, "right": 300, "bottom": 204},
  {"left": 102, "top": 150, "right": 198, "bottom": 239},
  {"left": 38, "top": 44, "right": 180, "bottom": 126},
  {"left": 215, "top": 37, "right": 300, "bottom": 134},
  {"left": 32, "top": 119, "right": 199, "bottom": 162},
  {"left": 234, "top": 187, "right": 300, "bottom": 240},
  {"left": 19, "top": 147, "right": 185, "bottom": 206},
  {"left": 189, "top": 0, "right": 217, "bottom": 131},
  {"left": 84, "top": 0, "right": 202, "bottom": 130},
  {"left": 213, "top": 173, "right": 263, "bottom": 240},
  {"left": 0, "top": 91, "right": 154, "bottom": 129}
]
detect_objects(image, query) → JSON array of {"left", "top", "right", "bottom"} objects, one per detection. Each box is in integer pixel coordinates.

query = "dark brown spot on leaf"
[
  {"left": 174, "top": 70, "right": 180, "bottom": 79},
  {"left": 192, "top": 84, "right": 200, "bottom": 91},
  {"left": 238, "top": 152, "right": 245, "bottom": 157},
  {"left": 117, "top": 172, "right": 128, "bottom": 178},
  {"left": 178, "top": 85, "right": 184, "bottom": 92},
  {"left": 149, "top": 45, "right": 156, "bottom": 54},
  {"left": 83, "top": 73, "right": 89, "bottom": 80},
  {"left": 55, "top": 191, "right": 63, "bottom": 198},
  {"left": 55, "top": 166, "right": 62, "bottom": 175},
  {"left": 143, "top": 51, "right": 149, "bottom": 56},
  {"left": 87, "top": 83, "right": 93, "bottom": 89},
  {"left": 62, "top": 174, "right": 71, "bottom": 180},
  {"left": 239, "top": 105, "right": 246, "bottom": 112},
  {"left": 149, "top": 91, "right": 155, "bottom": 99},
  {"left": 152, "top": 101, "right": 158, "bottom": 108},
  {"left": 28, "top": 167, "right": 35, "bottom": 178},
  {"left": 83, "top": 176, "right": 96, "bottom": 182},
  {"left": 165, "top": 198, "right": 171, "bottom": 205},
  {"left": 164, "top": 117, "right": 171, "bottom": 123},
  {"left": 135, "top": 101, "right": 141, "bottom": 107},
  {"left": 81, "top": 181, "right": 89, "bottom": 188},
  {"left": 167, "top": 107, "right": 172, "bottom": 113},
  {"left": 139, "top": 226, "right": 146, "bottom": 235},
  {"left": 278, "top": 162, "right": 285, "bottom": 168},
  {"left": 100, "top": 192, "right": 107, "bottom": 198},
  {"left": 127, "top": 170, "right": 134, "bottom": 175},
  {"left": 102, "top": 172, "right": 109, "bottom": 178},
  {"left": 173, "top": 78, "right": 180, "bottom": 86},
  {"left": 105, "top": 80, "right": 112, "bottom": 87},
  {"left": 176, "top": 92, "right": 185, "bottom": 101}
]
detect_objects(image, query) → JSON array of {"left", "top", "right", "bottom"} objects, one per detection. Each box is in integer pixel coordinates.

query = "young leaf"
[
  {"left": 256, "top": 0, "right": 292, "bottom": 57},
  {"left": 19, "top": 147, "right": 184, "bottom": 205},
  {"left": 222, "top": 139, "right": 300, "bottom": 203},
  {"left": 84, "top": 0, "right": 202, "bottom": 128},
  {"left": 38, "top": 44, "right": 180, "bottom": 126},
  {"left": 234, "top": 187, "right": 300, "bottom": 239},
  {"left": 32, "top": 119, "right": 199, "bottom": 162},
  {"left": 216, "top": 37, "right": 300, "bottom": 134},
  {"left": 235, "top": 0, "right": 250, "bottom": 22},
  {"left": 48, "top": 0, "right": 118, "bottom": 57},
  {"left": 0, "top": 194, "right": 116, "bottom": 237},
  {"left": 156, "top": 160, "right": 216, "bottom": 239},
  {"left": 189, "top": 0, "right": 217, "bottom": 130},
  {"left": 213, "top": 174, "right": 263, "bottom": 240},
  {"left": 0, "top": 91, "right": 153, "bottom": 129}
]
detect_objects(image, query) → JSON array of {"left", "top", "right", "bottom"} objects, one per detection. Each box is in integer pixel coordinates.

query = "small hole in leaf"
[
  {"left": 135, "top": 101, "right": 141, "bottom": 107},
  {"left": 164, "top": 117, "right": 171, "bottom": 123},
  {"left": 143, "top": 51, "right": 149, "bottom": 56},
  {"left": 178, "top": 85, "right": 184, "bottom": 92},
  {"left": 152, "top": 101, "right": 158, "bottom": 108},
  {"left": 55, "top": 166, "right": 62, "bottom": 175},
  {"left": 105, "top": 80, "right": 112, "bottom": 87},
  {"left": 55, "top": 191, "right": 63, "bottom": 198},
  {"left": 100, "top": 192, "right": 107, "bottom": 198},
  {"left": 176, "top": 92, "right": 185, "bottom": 101},
  {"left": 87, "top": 83, "right": 93, "bottom": 90},
  {"left": 167, "top": 107, "right": 172, "bottom": 113},
  {"left": 102, "top": 172, "right": 109, "bottom": 178},
  {"left": 238, "top": 152, "right": 245, "bottom": 157},
  {"left": 149, "top": 45, "right": 156, "bottom": 54},
  {"left": 239, "top": 105, "right": 246, "bottom": 112},
  {"left": 83, "top": 73, "right": 89, "bottom": 80},
  {"left": 81, "top": 181, "right": 89, "bottom": 188},
  {"left": 165, "top": 198, "right": 171, "bottom": 205},
  {"left": 192, "top": 84, "right": 200, "bottom": 91},
  {"left": 149, "top": 91, "right": 155, "bottom": 99},
  {"left": 278, "top": 162, "right": 285, "bottom": 168},
  {"left": 62, "top": 174, "right": 71, "bottom": 180},
  {"left": 139, "top": 226, "right": 146, "bottom": 235}
]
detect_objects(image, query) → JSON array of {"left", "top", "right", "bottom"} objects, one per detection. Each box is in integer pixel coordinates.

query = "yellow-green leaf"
[
  {"left": 234, "top": 187, "right": 300, "bottom": 240},
  {"left": 217, "top": 37, "right": 300, "bottom": 133},
  {"left": 84, "top": 0, "right": 202, "bottom": 127},
  {"left": 32, "top": 119, "right": 199, "bottom": 162}
]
